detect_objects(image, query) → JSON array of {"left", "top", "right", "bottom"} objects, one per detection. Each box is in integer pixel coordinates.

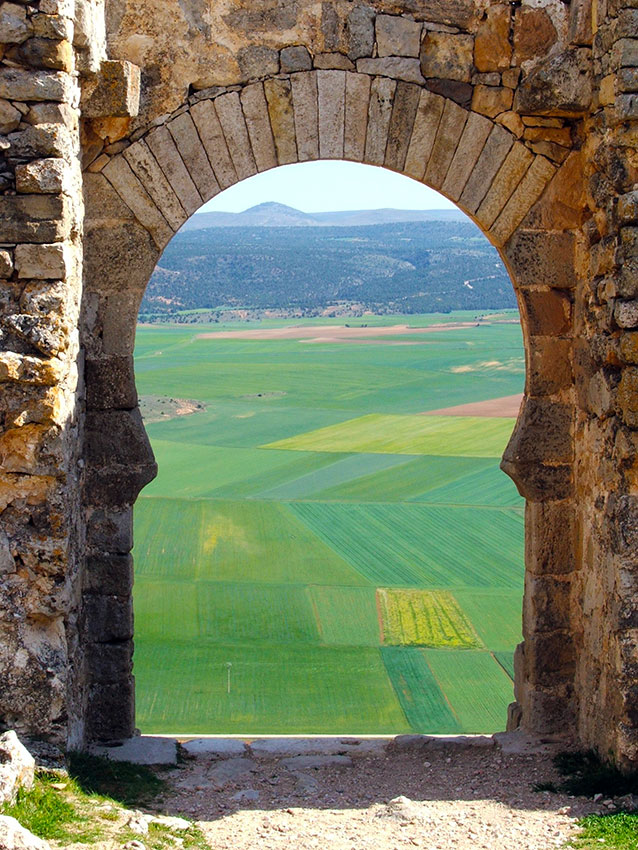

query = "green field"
[{"left": 132, "top": 311, "right": 526, "bottom": 734}]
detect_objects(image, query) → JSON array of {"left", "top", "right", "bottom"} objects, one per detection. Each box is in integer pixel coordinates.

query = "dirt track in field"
[
  {"left": 197, "top": 322, "right": 480, "bottom": 342},
  {"left": 424, "top": 394, "right": 524, "bottom": 418}
]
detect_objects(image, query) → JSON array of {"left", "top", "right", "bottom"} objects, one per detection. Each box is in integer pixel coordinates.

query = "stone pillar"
[
  {"left": 571, "top": 0, "right": 638, "bottom": 770},
  {"left": 0, "top": 0, "right": 86, "bottom": 745}
]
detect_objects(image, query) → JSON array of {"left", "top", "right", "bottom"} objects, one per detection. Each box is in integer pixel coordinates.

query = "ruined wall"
[{"left": 1, "top": 0, "right": 638, "bottom": 767}]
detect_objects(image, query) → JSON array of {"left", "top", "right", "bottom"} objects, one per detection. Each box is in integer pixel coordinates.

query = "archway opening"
[{"left": 130, "top": 161, "right": 525, "bottom": 737}]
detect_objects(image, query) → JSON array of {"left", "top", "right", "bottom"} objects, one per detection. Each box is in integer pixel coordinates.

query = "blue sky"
[{"left": 199, "top": 160, "right": 456, "bottom": 214}]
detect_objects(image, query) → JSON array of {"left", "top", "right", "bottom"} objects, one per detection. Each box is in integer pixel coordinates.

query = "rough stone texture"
[
  {"left": 1, "top": 0, "right": 637, "bottom": 776},
  {"left": 0, "top": 732, "right": 35, "bottom": 805},
  {"left": 0, "top": 816, "right": 49, "bottom": 850}
]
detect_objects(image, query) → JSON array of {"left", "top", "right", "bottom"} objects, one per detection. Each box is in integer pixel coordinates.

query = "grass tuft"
[
  {"left": 0, "top": 773, "right": 97, "bottom": 843},
  {"left": 570, "top": 812, "right": 638, "bottom": 849}
]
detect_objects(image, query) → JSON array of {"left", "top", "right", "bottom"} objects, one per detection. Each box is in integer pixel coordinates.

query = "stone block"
[
  {"left": 0, "top": 67, "right": 71, "bottom": 102},
  {"left": 514, "top": 48, "right": 593, "bottom": 117},
  {"left": 0, "top": 195, "right": 70, "bottom": 244},
  {"left": 424, "top": 78, "right": 472, "bottom": 109},
  {"left": 474, "top": 4, "right": 511, "bottom": 72},
  {"left": 91, "top": 736, "right": 178, "bottom": 765},
  {"left": 525, "top": 501, "right": 576, "bottom": 576},
  {"left": 527, "top": 337, "right": 573, "bottom": 395},
  {"left": 264, "top": 78, "right": 297, "bottom": 165},
  {"left": 471, "top": 85, "right": 513, "bottom": 119},
  {"left": 356, "top": 57, "right": 425, "bottom": 85},
  {"left": 85, "top": 356, "right": 137, "bottom": 411},
  {"left": 8, "top": 123, "right": 74, "bottom": 159},
  {"left": 102, "top": 156, "right": 173, "bottom": 249},
  {"left": 476, "top": 143, "right": 533, "bottom": 230},
  {"left": 344, "top": 71, "right": 370, "bottom": 162},
  {"left": 615, "top": 94, "right": 638, "bottom": 123},
  {"left": 14, "top": 242, "right": 70, "bottom": 280},
  {"left": 15, "top": 159, "right": 73, "bottom": 195},
  {"left": 617, "top": 68, "right": 638, "bottom": 93},
  {"left": 376, "top": 15, "right": 421, "bottom": 58},
  {"left": 86, "top": 640, "right": 133, "bottom": 684},
  {"left": 123, "top": 140, "right": 187, "bottom": 232},
  {"left": 84, "top": 408, "right": 153, "bottom": 469},
  {"left": 615, "top": 300, "right": 638, "bottom": 329},
  {"left": 86, "top": 679, "right": 135, "bottom": 743},
  {"left": 291, "top": 71, "right": 319, "bottom": 162},
  {"left": 505, "top": 230, "right": 575, "bottom": 290},
  {"left": 0, "top": 3, "right": 31, "bottom": 44},
  {"left": 146, "top": 124, "right": 202, "bottom": 216},
  {"left": 84, "top": 553, "right": 134, "bottom": 596},
  {"left": 82, "top": 60, "right": 141, "bottom": 119},
  {"left": 612, "top": 39, "right": 638, "bottom": 68},
  {"left": 346, "top": 4, "right": 375, "bottom": 61},
  {"left": 524, "top": 574, "right": 572, "bottom": 634},
  {"left": 569, "top": 0, "right": 593, "bottom": 46},
  {"left": 441, "top": 111, "right": 492, "bottom": 201},
  {"left": 403, "top": 89, "right": 444, "bottom": 182},
  {"left": 521, "top": 287, "right": 572, "bottom": 337},
  {"left": 241, "top": 83, "right": 277, "bottom": 173},
  {"left": 83, "top": 594, "right": 133, "bottom": 642},
  {"left": 313, "top": 52, "right": 355, "bottom": 71},
  {"left": 280, "top": 45, "right": 312, "bottom": 73},
  {"left": 190, "top": 99, "right": 237, "bottom": 191},
  {"left": 513, "top": 7, "right": 557, "bottom": 65},
  {"left": 503, "top": 397, "right": 573, "bottom": 465},
  {"left": 420, "top": 32, "right": 473, "bottom": 83},
  {"left": 618, "top": 367, "right": 638, "bottom": 427},
  {"left": 167, "top": 112, "right": 219, "bottom": 203},
  {"left": 0, "top": 250, "right": 13, "bottom": 278},
  {"left": 317, "top": 70, "right": 345, "bottom": 159},
  {"left": 0, "top": 98, "right": 21, "bottom": 134},
  {"left": 237, "top": 45, "right": 279, "bottom": 80},
  {"left": 214, "top": 92, "right": 258, "bottom": 179},
  {"left": 459, "top": 123, "right": 513, "bottom": 214},
  {"left": 423, "top": 97, "right": 468, "bottom": 190},
  {"left": 17, "top": 37, "right": 74, "bottom": 72},
  {"left": 32, "top": 11, "right": 73, "bottom": 41},
  {"left": 86, "top": 507, "right": 133, "bottom": 554},
  {"left": 385, "top": 81, "right": 421, "bottom": 172},
  {"left": 524, "top": 632, "right": 576, "bottom": 686},
  {"left": 364, "top": 75, "right": 396, "bottom": 166}
]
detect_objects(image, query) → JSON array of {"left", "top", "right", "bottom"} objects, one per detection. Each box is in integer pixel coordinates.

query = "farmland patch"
[
  {"left": 264, "top": 414, "right": 515, "bottom": 457},
  {"left": 378, "top": 589, "right": 481, "bottom": 649},
  {"left": 424, "top": 649, "right": 515, "bottom": 732},
  {"left": 288, "top": 503, "right": 525, "bottom": 588},
  {"left": 381, "top": 646, "right": 461, "bottom": 732}
]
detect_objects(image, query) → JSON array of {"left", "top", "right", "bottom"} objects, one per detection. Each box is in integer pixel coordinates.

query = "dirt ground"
[
  {"left": 425, "top": 394, "right": 524, "bottom": 418},
  {"left": 149, "top": 734, "right": 605, "bottom": 850}
]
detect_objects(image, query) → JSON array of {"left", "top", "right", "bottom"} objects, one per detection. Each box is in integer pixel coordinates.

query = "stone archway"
[
  {"left": 3, "top": 0, "right": 638, "bottom": 770},
  {"left": 81, "top": 64, "right": 577, "bottom": 746}
]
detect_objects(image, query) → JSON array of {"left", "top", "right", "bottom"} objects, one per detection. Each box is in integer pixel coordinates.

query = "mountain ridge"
[{"left": 181, "top": 203, "right": 467, "bottom": 231}]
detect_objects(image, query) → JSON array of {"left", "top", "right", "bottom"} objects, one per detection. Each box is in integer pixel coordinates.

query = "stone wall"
[{"left": 1, "top": 0, "right": 638, "bottom": 768}]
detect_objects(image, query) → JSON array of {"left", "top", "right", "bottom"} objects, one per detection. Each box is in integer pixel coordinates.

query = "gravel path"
[{"left": 156, "top": 734, "right": 603, "bottom": 850}]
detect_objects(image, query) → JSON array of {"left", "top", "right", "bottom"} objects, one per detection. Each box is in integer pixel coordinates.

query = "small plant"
[
  {"left": 0, "top": 773, "right": 100, "bottom": 844},
  {"left": 570, "top": 812, "right": 638, "bottom": 849}
]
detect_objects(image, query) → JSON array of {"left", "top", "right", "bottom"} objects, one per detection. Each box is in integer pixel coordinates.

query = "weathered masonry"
[{"left": 1, "top": 0, "right": 638, "bottom": 764}]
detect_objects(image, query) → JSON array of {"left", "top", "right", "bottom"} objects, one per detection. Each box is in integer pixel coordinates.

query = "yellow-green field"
[{"left": 132, "top": 311, "right": 526, "bottom": 734}]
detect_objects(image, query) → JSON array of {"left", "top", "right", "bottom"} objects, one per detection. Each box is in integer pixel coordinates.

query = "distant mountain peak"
[{"left": 244, "top": 201, "right": 304, "bottom": 214}]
